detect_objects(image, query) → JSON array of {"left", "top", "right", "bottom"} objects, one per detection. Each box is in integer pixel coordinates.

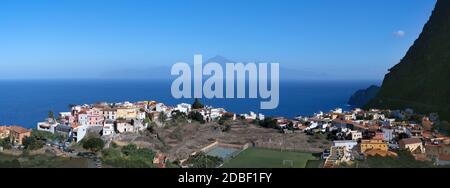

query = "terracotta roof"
[
  {"left": 0, "top": 126, "right": 9, "bottom": 131},
  {"left": 399, "top": 138, "right": 422, "bottom": 145},
  {"left": 8, "top": 126, "right": 31, "bottom": 134}
]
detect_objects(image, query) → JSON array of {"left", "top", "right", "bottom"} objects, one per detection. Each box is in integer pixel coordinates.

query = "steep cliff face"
[
  {"left": 366, "top": 0, "right": 450, "bottom": 120},
  {"left": 348, "top": 85, "right": 380, "bottom": 107}
]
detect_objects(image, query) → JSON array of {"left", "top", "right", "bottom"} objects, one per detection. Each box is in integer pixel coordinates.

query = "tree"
[
  {"left": 192, "top": 98, "right": 204, "bottom": 109},
  {"left": 143, "top": 116, "right": 151, "bottom": 125},
  {"left": 188, "top": 111, "right": 205, "bottom": 124},
  {"left": 23, "top": 137, "right": 44, "bottom": 150},
  {"left": 31, "top": 129, "right": 66, "bottom": 141},
  {"left": 147, "top": 122, "right": 156, "bottom": 133},
  {"left": 158, "top": 111, "right": 168, "bottom": 126},
  {"left": 0, "top": 138, "right": 12, "bottom": 150},
  {"left": 121, "top": 144, "right": 138, "bottom": 156},
  {"left": 82, "top": 137, "right": 105, "bottom": 152},
  {"left": 287, "top": 122, "right": 294, "bottom": 130},
  {"left": 171, "top": 110, "right": 187, "bottom": 122},
  {"left": 185, "top": 152, "right": 223, "bottom": 168},
  {"left": 48, "top": 111, "right": 55, "bottom": 119},
  {"left": 259, "top": 117, "right": 278, "bottom": 129}
]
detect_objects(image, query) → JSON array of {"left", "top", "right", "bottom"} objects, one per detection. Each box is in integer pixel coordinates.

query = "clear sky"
[{"left": 0, "top": 0, "right": 436, "bottom": 80}]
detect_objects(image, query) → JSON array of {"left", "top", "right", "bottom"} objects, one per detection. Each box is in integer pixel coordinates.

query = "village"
[{"left": 1, "top": 99, "right": 450, "bottom": 168}]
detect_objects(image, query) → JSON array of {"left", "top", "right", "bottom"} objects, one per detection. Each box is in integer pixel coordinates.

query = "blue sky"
[{"left": 0, "top": 0, "right": 436, "bottom": 80}]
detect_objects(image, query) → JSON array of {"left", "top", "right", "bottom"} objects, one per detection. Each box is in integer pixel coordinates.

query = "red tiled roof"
[
  {"left": 8, "top": 126, "right": 31, "bottom": 134},
  {"left": 399, "top": 138, "right": 422, "bottom": 145}
]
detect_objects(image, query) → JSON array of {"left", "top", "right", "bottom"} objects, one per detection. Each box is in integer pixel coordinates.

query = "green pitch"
[{"left": 222, "top": 148, "right": 317, "bottom": 168}]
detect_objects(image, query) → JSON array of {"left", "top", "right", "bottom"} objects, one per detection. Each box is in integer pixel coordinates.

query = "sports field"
[{"left": 222, "top": 148, "right": 317, "bottom": 168}]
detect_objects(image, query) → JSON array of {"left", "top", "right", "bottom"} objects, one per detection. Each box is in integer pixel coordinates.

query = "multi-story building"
[
  {"left": 174, "top": 103, "right": 191, "bottom": 114},
  {"left": 8, "top": 126, "right": 31, "bottom": 145},
  {"left": 103, "top": 108, "right": 117, "bottom": 121},
  {"left": 0, "top": 126, "right": 11, "bottom": 139},
  {"left": 37, "top": 118, "right": 59, "bottom": 133},
  {"left": 117, "top": 107, "right": 139, "bottom": 120},
  {"left": 399, "top": 138, "right": 425, "bottom": 153},
  {"left": 360, "top": 139, "right": 388, "bottom": 153},
  {"left": 350, "top": 131, "right": 362, "bottom": 141},
  {"left": 332, "top": 140, "right": 358, "bottom": 150},
  {"left": 102, "top": 120, "right": 115, "bottom": 136},
  {"left": 87, "top": 108, "right": 104, "bottom": 126},
  {"left": 116, "top": 119, "right": 134, "bottom": 133}
]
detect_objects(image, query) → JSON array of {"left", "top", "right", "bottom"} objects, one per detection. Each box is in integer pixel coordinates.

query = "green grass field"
[{"left": 222, "top": 148, "right": 317, "bottom": 168}]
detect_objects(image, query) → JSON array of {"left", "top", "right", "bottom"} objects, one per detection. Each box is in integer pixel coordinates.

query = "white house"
[
  {"left": 155, "top": 103, "right": 168, "bottom": 112},
  {"left": 350, "top": 131, "right": 362, "bottom": 141},
  {"left": 103, "top": 108, "right": 117, "bottom": 121},
  {"left": 258, "top": 113, "right": 265, "bottom": 120},
  {"left": 210, "top": 108, "right": 225, "bottom": 120},
  {"left": 382, "top": 128, "right": 394, "bottom": 142},
  {"left": 353, "top": 108, "right": 363, "bottom": 113},
  {"left": 372, "top": 113, "right": 385, "bottom": 120},
  {"left": 332, "top": 108, "right": 343, "bottom": 114},
  {"left": 306, "top": 122, "right": 319, "bottom": 131},
  {"left": 175, "top": 103, "right": 191, "bottom": 114},
  {"left": 59, "top": 112, "right": 72, "bottom": 119},
  {"left": 102, "top": 120, "right": 115, "bottom": 136},
  {"left": 37, "top": 118, "right": 59, "bottom": 134},
  {"left": 72, "top": 125, "right": 88, "bottom": 143},
  {"left": 122, "top": 101, "right": 134, "bottom": 108},
  {"left": 332, "top": 140, "right": 358, "bottom": 150},
  {"left": 116, "top": 120, "right": 134, "bottom": 133},
  {"left": 314, "top": 111, "right": 324, "bottom": 118},
  {"left": 137, "top": 111, "right": 146, "bottom": 121},
  {"left": 241, "top": 111, "right": 257, "bottom": 120}
]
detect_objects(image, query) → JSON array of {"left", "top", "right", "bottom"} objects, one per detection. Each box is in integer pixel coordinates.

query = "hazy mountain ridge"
[{"left": 102, "top": 55, "right": 331, "bottom": 80}]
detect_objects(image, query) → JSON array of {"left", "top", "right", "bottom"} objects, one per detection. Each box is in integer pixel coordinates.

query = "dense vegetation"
[
  {"left": 0, "top": 153, "right": 89, "bottom": 168},
  {"left": 32, "top": 129, "right": 66, "bottom": 142},
  {"left": 188, "top": 111, "right": 206, "bottom": 124},
  {"left": 366, "top": 0, "right": 450, "bottom": 121},
  {"left": 0, "top": 138, "right": 12, "bottom": 150},
  {"left": 340, "top": 150, "right": 434, "bottom": 168},
  {"left": 102, "top": 144, "right": 157, "bottom": 168},
  {"left": 82, "top": 137, "right": 105, "bottom": 152},
  {"left": 257, "top": 117, "right": 278, "bottom": 129},
  {"left": 18, "top": 129, "right": 69, "bottom": 151},
  {"left": 23, "top": 136, "right": 44, "bottom": 150},
  {"left": 184, "top": 152, "right": 223, "bottom": 168}
]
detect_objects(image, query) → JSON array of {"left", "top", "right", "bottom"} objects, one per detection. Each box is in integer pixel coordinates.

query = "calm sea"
[{"left": 0, "top": 79, "right": 378, "bottom": 128}]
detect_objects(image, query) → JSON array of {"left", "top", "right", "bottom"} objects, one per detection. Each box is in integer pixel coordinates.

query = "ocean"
[{"left": 0, "top": 79, "right": 379, "bottom": 128}]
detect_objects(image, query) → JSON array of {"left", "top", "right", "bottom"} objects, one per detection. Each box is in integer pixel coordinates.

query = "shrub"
[
  {"left": 23, "top": 137, "right": 44, "bottom": 150},
  {"left": 82, "top": 137, "right": 105, "bottom": 152}
]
